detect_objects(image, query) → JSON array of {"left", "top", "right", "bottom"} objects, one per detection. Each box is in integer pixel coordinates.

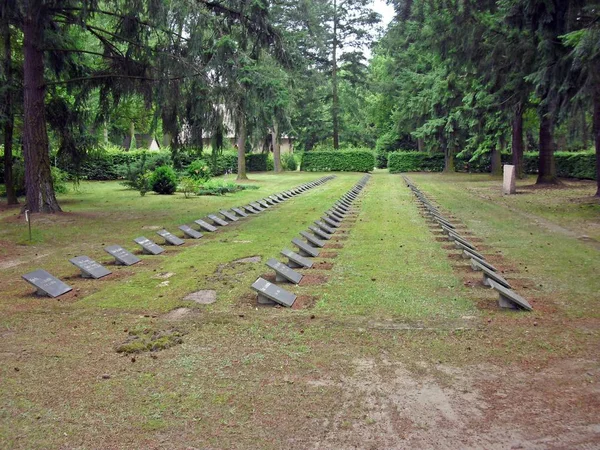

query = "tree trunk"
[
  {"left": 491, "top": 145, "right": 502, "bottom": 176},
  {"left": 441, "top": 135, "right": 454, "bottom": 173},
  {"left": 511, "top": 102, "right": 525, "bottom": 179},
  {"left": 103, "top": 122, "right": 109, "bottom": 145},
  {"left": 581, "top": 107, "right": 589, "bottom": 149},
  {"left": 417, "top": 138, "right": 424, "bottom": 152},
  {"left": 272, "top": 120, "right": 282, "bottom": 173},
  {"left": 22, "top": 3, "right": 61, "bottom": 213},
  {"left": 236, "top": 113, "right": 248, "bottom": 181},
  {"left": 594, "top": 90, "right": 600, "bottom": 197},
  {"left": 332, "top": 0, "right": 340, "bottom": 150},
  {"left": 536, "top": 110, "right": 558, "bottom": 184},
  {"left": 2, "top": 14, "right": 17, "bottom": 205},
  {"left": 129, "top": 122, "right": 135, "bottom": 150}
]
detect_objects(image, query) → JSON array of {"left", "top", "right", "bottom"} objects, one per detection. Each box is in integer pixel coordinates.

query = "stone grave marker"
[
  {"left": 195, "top": 219, "right": 218, "bottom": 232},
  {"left": 314, "top": 221, "right": 336, "bottom": 235},
  {"left": 219, "top": 210, "right": 239, "bottom": 222},
  {"left": 243, "top": 205, "right": 259, "bottom": 214},
  {"left": 134, "top": 236, "right": 165, "bottom": 255},
  {"left": 321, "top": 216, "right": 341, "bottom": 228},
  {"left": 281, "top": 248, "right": 313, "bottom": 268},
  {"left": 232, "top": 207, "right": 249, "bottom": 218},
  {"left": 448, "top": 232, "right": 476, "bottom": 250},
  {"left": 249, "top": 202, "right": 265, "bottom": 212},
  {"left": 269, "top": 195, "right": 281, "bottom": 203},
  {"left": 69, "top": 256, "right": 112, "bottom": 279},
  {"left": 469, "top": 254, "right": 497, "bottom": 272},
  {"left": 461, "top": 247, "right": 486, "bottom": 261},
  {"left": 472, "top": 260, "right": 512, "bottom": 289},
  {"left": 327, "top": 210, "right": 344, "bottom": 221},
  {"left": 292, "top": 237, "right": 320, "bottom": 257},
  {"left": 105, "top": 245, "right": 141, "bottom": 266},
  {"left": 257, "top": 200, "right": 270, "bottom": 208},
  {"left": 22, "top": 269, "right": 72, "bottom": 298},
  {"left": 251, "top": 277, "right": 296, "bottom": 307},
  {"left": 208, "top": 214, "right": 229, "bottom": 226},
  {"left": 157, "top": 229, "right": 185, "bottom": 246},
  {"left": 309, "top": 225, "right": 332, "bottom": 240},
  {"left": 487, "top": 279, "right": 533, "bottom": 311},
  {"left": 266, "top": 258, "right": 303, "bottom": 284},
  {"left": 503, "top": 165, "right": 517, "bottom": 195},
  {"left": 179, "top": 225, "right": 203, "bottom": 239},
  {"left": 300, "top": 231, "right": 325, "bottom": 248},
  {"left": 263, "top": 198, "right": 276, "bottom": 206}
]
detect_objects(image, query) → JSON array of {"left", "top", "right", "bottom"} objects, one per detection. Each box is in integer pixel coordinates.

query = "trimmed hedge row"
[
  {"left": 388, "top": 150, "right": 597, "bottom": 180},
  {"left": 301, "top": 150, "right": 375, "bottom": 172}
]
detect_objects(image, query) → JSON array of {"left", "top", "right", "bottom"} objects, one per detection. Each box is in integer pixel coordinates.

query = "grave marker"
[
  {"left": 69, "top": 256, "right": 112, "bottom": 279},
  {"left": 292, "top": 237, "right": 320, "bottom": 257},
  {"left": 309, "top": 225, "right": 332, "bottom": 240},
  {"left": 472, "top": 260, "right": 512, "bottom": 289},
  {"left": 195, "top": 219, "right": 218, "bottom": 232},
  {"left": 208, "top": 214, "right": 229, "bottom": 226},
  {"left": 232, "top": 207, "right": 249, "bottom": 218},
  {"left": 266, "top": 258, "right": 303, "bottom": 284},
  {"left": 448, "top": 232, "right": 476, "bottom": 250},
  {"left": 327, "top": 210, "right": 344, "bottom": 221},
  {"left": 105, "top": 245, "right": 141, "bottom": 266},
  {"left": 487, "top": 279, "right": 533, "bottom": 311},
  {"left": 157, "top": 229, "right": 185, "bottom": 246},
  {"left": 315, "top": 221, "right": 336, "bottom": 235},
  {"left": 461, "top": 247, "right": 486, "bottom": 261},
  {"left": 257, "top": 200, "right": 270, "bottom": 208},
  {"left": 300, "top": 231, "right": 325, "bottom": 248},
  {"left": 469, "top": 254, "right": 497, "bottom": 272},
  {"left": 243, "top": 205, "right": 259, "bottom": 214},
  {"left": 22, "top": 269, "right": 72, "bottom": 298},
  {"left": 219, "top": 210, "right": 239, "bottom": 222},
  {"left": 251, "top": 277, "right": 296, "bottom": 307},
  {"left": 321, "top": 216, "right": 341, "bottom": 228},
  {"left": 268, "top": 195, "right": 281, "bottom": 203},
  {"left": 134, "top": 236, "right": 165, "bottom": 255},
  {"left": 281, "top": 248, "right": 313, "bottom": 268},
  {"left": 249, "top": 202, "right": 265, "bottom": 212},
  {"left": 503, "top": 165, "right": 517, "bottom": 195},
  {"left": 179, "top": 225, "right": 203, "bottom": 239}
]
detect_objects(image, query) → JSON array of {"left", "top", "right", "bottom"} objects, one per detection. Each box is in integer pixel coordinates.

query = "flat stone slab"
[
  {"left": 134, "top": 237, "right": 165, "bottom": 255},
  {"left": 183, "top": 290, "right": 217, "bottom": 304},
  {"left": 315, "top": 221, "right": 336, "bottom": 235},
  {"left": 219, "top": 210, "right": 239, "bottom": 222},
  {"left": 69, "top": 256, "right": 112, "bottom": 279},
  {"left": 179, "top": 225, "right": 203, "bottom": 239},
  {"left": 292, "top": 237, "right": 320, "bottom": 257},
  {"left": 251, "top": 277, "right": 296, "bottom": 307},
  {"left": 281, "top": 248, "right": 313, "bottom": 268},
  {"left": 266, "top": 258, "right": 303, "bottom": 284},
  {"left": 195, "top": 219, "right": 217, "bottom": 232},
  {"left": 22, "top": 269, "right": 72, "bottom": 298},
  {"left": 157, "top": 229, "right": 185, "bottom": 246},
  {"left": 488, "top": 279, "right": 532, "bottom": 311},
  {"left": 105, "top": 245, "right": 141, "bottom": 266},
  {"left": 309, "top": 225, "right": 332, "bottom": 240},
  {"left": 300, "top": 231, "right": 325, "bottom": 248},
  {"left": 472, "top": 260, "right": 512, "bottom": 289},
  {"left": 232, "top": 207, "right": 249, "bottom": 218},
  {"left": 321, "top": 216, "right": 341, "bottom": 228},
  {"left": 208, "top": 214, "right": 229, "bottom": 226},
  {"left": 243, "top": 205, "right": 259, "bottom": 214},
  {"left": 249, "top": 202, "right": 265, "bottom": 211},
  {"left": 503, "top": 164, "right": 516, "bottom": 195},
  {"left": 257, "top": 200, "right": 270, "bottom": 208}
]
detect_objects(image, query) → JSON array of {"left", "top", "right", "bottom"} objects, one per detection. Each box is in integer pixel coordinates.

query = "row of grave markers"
[
  {"left": 250, "top": 175, "right": 372, "bottom": 308},
  {"left": 402, "top": 175, "right": 533, "bottom": 311},
  {"left": 21, "top": 176, "right": 335, "bottom": 299}
]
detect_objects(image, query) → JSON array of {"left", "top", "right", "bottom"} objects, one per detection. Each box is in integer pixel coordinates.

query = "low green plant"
[
  {"left": 197, "top": 179, "right": 259, "bottom": 196},
  {"left": 136, "top": 171, "right": 153, "bottom": 196},
  {"left": 187, "top": 159, "right": 212, "bottom": 181},
  {"left": 179, "top": 176, "right": 200, "bottom": 198},
  {"left": 301, "top": 150, "right": 375, "bottom": 172},
  {"left": 151, "top": 166, "right": 178, "bottom": 195},
  {"left": 282, "top": 152, "right": 298, "bottom": 171}
]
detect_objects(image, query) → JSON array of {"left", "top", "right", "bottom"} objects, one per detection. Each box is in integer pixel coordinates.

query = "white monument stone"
[{"left": 503, "top": 165, "right": 516, "bottom": 195}]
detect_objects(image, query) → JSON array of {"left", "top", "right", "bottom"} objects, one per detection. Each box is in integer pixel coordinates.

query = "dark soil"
[
  {"left": 312, "top": 261, "right": 333, "bottom": 270},
  {"left": 292, "top": 295, "right": 318, "bottom": 310},
  {"left": 299, "top": 274, "right": 328, "bottom": 286}
]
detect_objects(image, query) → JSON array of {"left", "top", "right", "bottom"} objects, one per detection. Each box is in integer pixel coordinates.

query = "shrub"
[
  {"left": 136, "top": 171, "right": 153, "bottom": 196},
  {"left": 387, "top": 152, "right": 445, "bottom": 173},
  {"left": 187, "top": 159, "right": 212, "bottom": 181},
  {"left": 197, "top": 179, "right": 260, "bottom": 196},
  {"left": 51, "top": 167, "right": 70, "bottom": 194},
  {"left": 282, "top": 152, "right": 298, "bottom": 171},
  {"left": 151, "top": 166, "right": 178, "bottom": 195},
  {"left": 179, "top": 176, "right": 200, "bottom": 198},
  {"left": 210, "top": 152, "right": 238, "bottom": 176},
  {"left": 301, "top": 150, "right": 375, "bottom": 172},
  {"left": 247, "top": 153, "right": 269, "bottom": 172}
]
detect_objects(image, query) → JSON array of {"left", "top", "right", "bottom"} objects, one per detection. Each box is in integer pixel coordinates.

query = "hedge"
[
  {"left": 388, "top": 150, "right": 597, "bottom": 180},
  {"left": 301, "top": 150, "right": 375, "bottom": 172}
]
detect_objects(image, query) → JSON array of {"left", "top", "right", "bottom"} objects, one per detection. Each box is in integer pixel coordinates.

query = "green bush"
[
  {"left": 246, "top": 154, "right": 269, "bottom": 172},
  {"left": 210, "top": 152, "right": 238, "bottom": 176},
  {"left": 51, "top": 167, "right": 70, "bottom": 194},
  {"left": 151, "top": 166, "right": 178, "bottom": 195},
  {"left": 179, "top": 176, "right": 200, "bottom": 198},
  {"left": 282, "top": 152, "right": 298, "bottom": 171},
  {"left": 388, "top": 152, "right": 445, "bottom": 173},
  {"left": 301, "top": 150, "right": 375, "bottom": 172},
  {"left": 197, "top": 179, "right": 260, "bottom": 196},
  {"left": 187, "top": 159, "right": 212, "bottom": 181}
]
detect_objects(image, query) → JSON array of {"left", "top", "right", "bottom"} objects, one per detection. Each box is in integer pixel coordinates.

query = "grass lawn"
[{"left": 0, "top": 171, "right": 599, "bottom": 449}]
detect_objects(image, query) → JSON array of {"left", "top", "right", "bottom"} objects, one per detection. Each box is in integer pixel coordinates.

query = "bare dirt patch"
[
  {"left": 183, "top": 289, "right": 217, "bottom": 304},
  {"left": 320, "top": 252, "right": 338, "bottom": 258},
  {"left": 299, "top": 274, "right": 328, "bottom": 286},
  {"left": 312, "top": 261, "right": 334, "bottom": 270},
  {"left": 291, "top": 295, "right": 318, "bottom": 310},
  {"left": 331, "top": 235, "right": 349, "bottom": 241},
  {"left": 324, "top": 243, "right": 344, "bottom": 249}
]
